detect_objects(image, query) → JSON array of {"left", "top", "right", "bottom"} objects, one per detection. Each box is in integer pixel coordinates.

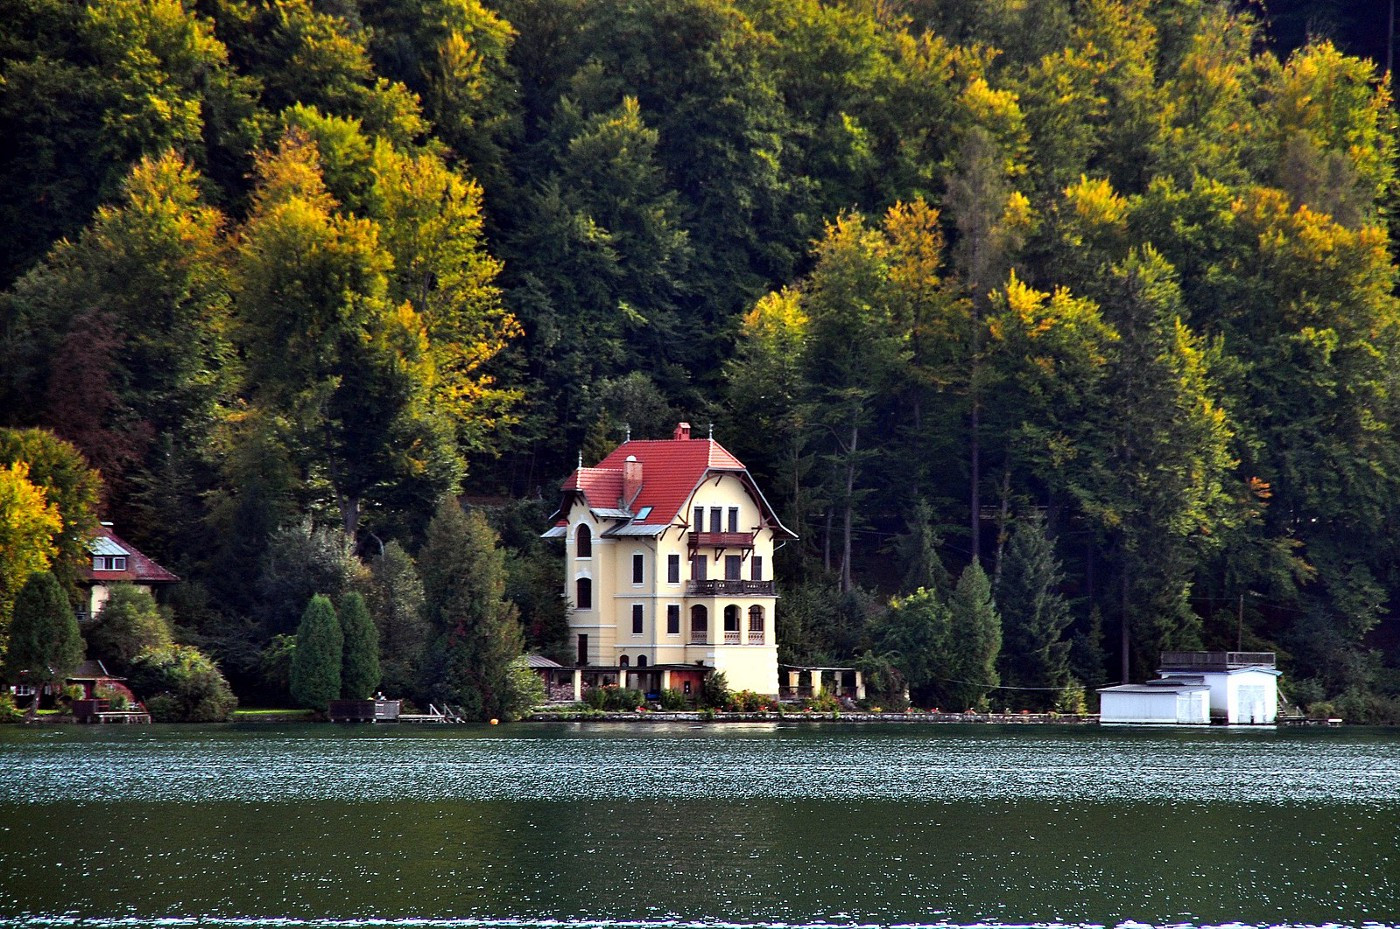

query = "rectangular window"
[
  {"left": 667, "top": 604, "right": 680, "bottom": 635},
  {"left": 710, "top": 507, "right": 722, "bottom": 533},
  {"left": 725, "top": 555, "right": 742, "bottom": 580},
  {"left": 667, "top": 554, "right": 680, "bottom": 584},
  {"left": 692, "top": 555, "right": 707, "bottom": 581},
  {"left": 728, "top": 507, "right": 739, "bottom": 533},
  {"left": 632, "top": 604, "right": 644, "bottom": 634},
  {"left": 113, "top": 556, "right": 126, "bottom": 571},
  {"left": 751, "top": 556, "right": 763, "bottom": 581},
  {"left": 693, "top": 507, "right": 704, "bottom": 531},
  {"left": 632, "top": 553, "right": 644, "bottom": 584}
]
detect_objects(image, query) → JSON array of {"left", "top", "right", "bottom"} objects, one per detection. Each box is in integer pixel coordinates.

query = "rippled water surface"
[{"left": 0, "top": 722, "right": 1396, "bottom": 929}]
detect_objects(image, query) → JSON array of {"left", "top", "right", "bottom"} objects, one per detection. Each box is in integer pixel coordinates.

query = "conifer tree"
[
  {"left": 946, "top": 561, "right": 1001, "bottom": 710},
  {"left": 3, "top": 571, "right": 84, "bottom": 713},
  {"left": 290, "top": 594, "right": 341, "bottom": 711},
  {"left": 337, "top": 591, "right": 380, "bottom": 699},
  {"left": 419, "top": 499, "right": 523, "bottom": 720},
  {"left": 997, "top": 514, "right": 1072, "bottom": 708}
]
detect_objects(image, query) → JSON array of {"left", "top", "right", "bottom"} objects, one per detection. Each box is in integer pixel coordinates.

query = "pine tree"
[
  {"left": 337, "top": 591, "right": 380, "bottom": 699},
  {"left": 289, "top": 594, "right": 342, "bottom": 711},
  {"left": 3, "top": 571, "right": 84, "bottom": 713},
  {"left": 419, "top": 499, "right": 523, "bottom": 720},
  {"left": 946, "top": 561, "right": 1001, "bottom": 710},
  {"left": 997, "top": 513, "right": 1072, "bottom": 708}
]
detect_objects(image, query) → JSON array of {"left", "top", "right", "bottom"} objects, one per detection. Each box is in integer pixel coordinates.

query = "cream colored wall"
[{"left": 563, "top": 471, "right": 783, "bottom": 693}]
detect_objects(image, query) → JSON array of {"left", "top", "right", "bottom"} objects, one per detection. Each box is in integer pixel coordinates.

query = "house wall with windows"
[{"left": 546, "top": 423, "right": 794, "bottom": 695}]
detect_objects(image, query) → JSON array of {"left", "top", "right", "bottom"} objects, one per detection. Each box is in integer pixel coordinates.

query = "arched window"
[
  {"left": 748, "top": 605, "right": 765, "bottom": 631},
  {"left": 723, "top": 605, "right": 741, "bottom": 644},
  {"left": 619, "top": 655, "right": 630, "bottom": 668},
  {"left": 576, "top": 524, "right": 592, "bottom": 558},
  {"left": 748, "top": 606, "right": 765, "bottom": 645},
  {"left": 575, "top": 577, "right": 592, "bottom": 610},
  {"left": 637, "top": 655, "right": 648, "bottom": 668},
  {"left": 690, "top": 605, "right": 708, "bottom": 643}
]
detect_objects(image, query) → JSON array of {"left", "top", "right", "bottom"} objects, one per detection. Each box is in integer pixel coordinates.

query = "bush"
[
  {"left": 658, "top": 688, "right": 687, "bottom": 710},
  {"left": 502, "top": 656, "right": 546, "bottom": 720},
  {"left": 87, "top": 586, "right": 172, "bottom": 672},
  {"left": 1055, "top": 679, "right": 1088, "bottom": 716},
  {"left": 128, "top": 645, "right": 237, "bottom": 722},
  {"left": 0, "top": 693, "right": 21, "bottom": 723},
  {"left": 582, "top": 684, "right": 607, "bottom": 709},
  {"left": 603, "top": 686, "right": 645, "bottom": 710},
  {"left": 94, "top": 683, "right": 129, "bottom": 710},
  {"left": 727, "top": 689, "right": 766, "bottom": 712},
  {"left": 699, "top": 671, "right": 730, "bottom": 709},
  {"left": 804, "top": 691, "right": 840, "bottom": 712}
]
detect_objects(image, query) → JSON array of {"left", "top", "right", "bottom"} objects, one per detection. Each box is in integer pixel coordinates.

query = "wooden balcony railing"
[
  {"left": 687, "top": 579, "right": 777, "bottom": 597},
  {"left": 689, "top": 531, "right": 755, "bottom": 549}
]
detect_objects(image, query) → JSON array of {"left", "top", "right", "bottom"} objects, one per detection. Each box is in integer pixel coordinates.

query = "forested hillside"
[{"left": 3, "top": 0, "right": 1399, "bottom": 718}]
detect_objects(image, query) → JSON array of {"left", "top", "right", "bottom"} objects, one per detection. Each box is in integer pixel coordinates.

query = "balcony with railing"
[
  {"left": 724, "top": 630, "right": 741, "bottom": 645},
  {"left": 690, "top": 628, "right": 708, "bottom": 645},
  {"left": 687, "top": 579, "right": 777, "bottom": 597},
  {"left": 689, "top": 531, "right": 755, "bottom": 549},
  {"left": 1159, "top": 651, "right": 1276, "bottom": 671}
]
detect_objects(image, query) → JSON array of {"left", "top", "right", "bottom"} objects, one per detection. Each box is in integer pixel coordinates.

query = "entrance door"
[{"left": 577, "top": 634, "right": 589, "bottom": 666}]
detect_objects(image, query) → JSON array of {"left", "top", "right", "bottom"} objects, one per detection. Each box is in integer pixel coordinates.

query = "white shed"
[
  {"left": 1098, "top": 678, "right": 1211, "bottom": 725},
  {"left": 1158, "top": 652, "right": 1280, "bottom": 725}
]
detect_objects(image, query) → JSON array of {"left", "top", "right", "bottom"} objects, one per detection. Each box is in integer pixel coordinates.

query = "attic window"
[
  {"left": 635, "top": 506, "right": 653, "bottom": 521},
  {"left": 93, "top": 556, "right": 127, "bottom": 571}
]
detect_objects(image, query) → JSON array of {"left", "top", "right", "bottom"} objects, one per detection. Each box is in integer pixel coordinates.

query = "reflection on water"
[{"left": 0, "top": 723, "right": 1396, "bottom": 929}]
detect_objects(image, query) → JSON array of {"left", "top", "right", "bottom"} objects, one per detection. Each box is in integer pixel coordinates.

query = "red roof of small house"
[
  {"left": 547, "top": 423, "right": 795, "bottom": 538},
  {"left": 82, "top": 524, "right": 179, "bottom": 584}
]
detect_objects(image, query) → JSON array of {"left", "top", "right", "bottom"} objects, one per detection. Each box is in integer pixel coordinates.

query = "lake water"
[{"left": 0, "top": 722, "right": 1396, "bottom": 929}]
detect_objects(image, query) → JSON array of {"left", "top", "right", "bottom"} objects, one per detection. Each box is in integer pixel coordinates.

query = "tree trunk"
[
  {"left": 841, "top": 423, "right": 858, "bottom": 593},
  {"left": 992, "top": 467, "right": 1012, "bottom": 590}
]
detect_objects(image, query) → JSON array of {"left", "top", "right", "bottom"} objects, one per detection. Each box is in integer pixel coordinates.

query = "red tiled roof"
[
  {"left": 592, "top": 438, "right": 745, "bottom": 526},
  {"left": 561, "top": 467, "right": 625, "bottom": 509},
  {"left": 548, "top": 426, "right": 793, "bottom": 538},
  {"left": 82, "top": 525, "right": 179, "bottom": 584}
]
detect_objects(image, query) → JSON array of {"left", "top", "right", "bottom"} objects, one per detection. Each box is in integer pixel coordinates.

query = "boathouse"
[{"left": 1099, "top": 651, "right": 1280, "bottom": 725}]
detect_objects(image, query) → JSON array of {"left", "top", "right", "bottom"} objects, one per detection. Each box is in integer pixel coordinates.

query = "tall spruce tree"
[
  {"left": 290, "top": 594, "right": 341, "bottom": 711},
  {"left": 337, "top": 591, "right": 380, "bottom": 699},
  {"left": 419, "top": 499, "right": 523, "bottom": 720},
  {"left": 946, "top": 561, "right": 1002, "bottom": 710},
  {"left": 997, "top": 514, "right": 1072, "bottom": 708}
]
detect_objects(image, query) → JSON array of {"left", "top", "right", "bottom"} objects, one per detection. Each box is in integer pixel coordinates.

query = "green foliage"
[
  {"left": 0, "top": 692, "right": 22, "bottom": 722},
  {"left": 258, "top": 634, "right": 297, "bottom": 702},
  {"left": 128, "top": 644, "right": 237, "bottom": 722},
  {"left": 0, "top": 462, "right": 63, "bottom": 640},
  {"left": 997, "top": 514, "right": 1072, "bottom": 707},
  {"left": 699, "top": 671, "right": 731, "bottom": 710},
  {"left": 256, "top": 520, "right": 362, "bottom": 638},
  {"left": 419, "top": 500, "right": 524, "bottom": 720},
  {"left": 337, "top": 591, "right": 380, "bottom": 699},
  {"left": 289, "top": 594, "right": 342, "bottom": 711},
  {"left": 365, "top": 541, "right": 428, "bottom": 697},
  {"left": 3, "top": 571, "right": 84, "bottom": 690},
  {"left": 946, "top": 562, "right": 1001, "bottom": 711},
  {"left": 502, "top": 656, "right": 545, "bottom": 720},
  {"left": 873, "top": 588, "right": 949, "bottom": 706},
  {"left": 87, "top": 586, "right": 174, "bottom": 673},
  {"left": 658, "top": 688, "right": 687, "bottom": 710}
]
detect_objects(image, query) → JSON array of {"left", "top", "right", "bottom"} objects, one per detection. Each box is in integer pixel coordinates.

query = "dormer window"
[{"left": 92, "top": 556, "right": 127, "bottom": 571}]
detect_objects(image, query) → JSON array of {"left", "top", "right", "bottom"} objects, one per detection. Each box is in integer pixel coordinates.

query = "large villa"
[{"left": 543, "top": 423, "right": 795, "bottom": 697}]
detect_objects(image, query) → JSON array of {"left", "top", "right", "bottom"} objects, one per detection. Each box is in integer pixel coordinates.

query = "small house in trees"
[
  {"left": 78, "top": 523, "right": 178, "bottom": 623},
  {"left": 543, "top": 423, "right": 795, "bottom": 697}
]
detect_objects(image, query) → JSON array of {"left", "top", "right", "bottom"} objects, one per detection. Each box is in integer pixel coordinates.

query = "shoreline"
[{"left": 525, "top": 709, "right": 1100, "bottom": 724}]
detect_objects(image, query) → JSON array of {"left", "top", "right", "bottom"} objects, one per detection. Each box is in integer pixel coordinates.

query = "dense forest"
[{"left": 3, "top": 0, "right": 1400, "bottom": 719}]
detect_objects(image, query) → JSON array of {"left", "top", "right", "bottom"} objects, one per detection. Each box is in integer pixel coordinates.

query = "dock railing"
[{"left": 1159, "top": 651, "right": 1276, "bottom": 670}]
